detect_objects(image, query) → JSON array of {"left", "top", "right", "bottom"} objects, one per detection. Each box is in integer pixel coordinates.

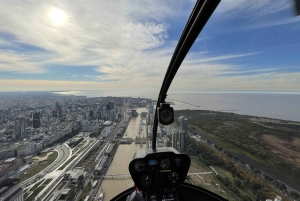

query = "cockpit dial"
[
  {"left": 134, "top": 160, "right": 145, "bottom": 172},
  {"left": 168, "top": 172, "right": 179, "bottom": 184},
  {"left": 141, "top": 175, "right": 152, "bottom": 186},
  {"left": 175, "top": 157, "right": 183, "bottom": 168},
  {"left": 160, "top": 158, "right": 171, "bottom": 169}
]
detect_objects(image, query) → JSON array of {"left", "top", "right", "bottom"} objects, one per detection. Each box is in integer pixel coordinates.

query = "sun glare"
[{"left": 49, "top": 8, "right": 66, "bottom": 25}]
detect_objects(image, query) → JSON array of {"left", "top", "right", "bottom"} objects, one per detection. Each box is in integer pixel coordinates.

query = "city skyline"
[{"left": 1, "top": 0, "right": 300, "bottom": 92}]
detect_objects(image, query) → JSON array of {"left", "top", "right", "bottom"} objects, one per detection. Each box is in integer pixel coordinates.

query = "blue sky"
[{"left": 0, "top": 0, "right": 300, "bottom": 92}]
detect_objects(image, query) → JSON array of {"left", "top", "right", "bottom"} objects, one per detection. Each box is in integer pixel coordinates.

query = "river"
[{"left": 97, "top": 108, "right": 147, "bottom": 201}]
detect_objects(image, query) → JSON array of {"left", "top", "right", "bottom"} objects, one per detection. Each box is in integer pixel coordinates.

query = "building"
[
  {"left": 0, "top": 158, "right": 22, "bottom": 178},
  {"left": 178, "top": 116, "right": 188, "bottom": 142},
  {"left": 102, "top": 121, "right": 112, "bottom": 138},
  {"left": 0, "top": 187, "right": 23, "bottom": 201},
  {"left": 172, "top": 130, "right": 179, "bottom": 149},
  {"left": 104, "top": 143, "right": 116, "bottom": 156},
  {"left": 52, "top": 110, "right": 57, "bottom": 118},
  {"left": 164, "top": 125, "right": 171, "bottom": 136},
  {"left": 82, "top": 120, "right": 101, "bottom": 132},
  {"left": 14, "top": 116, "right": 26, "bottom": 139},
  {"left": 140, "top": 112, "right": 147, "bottom": 117},
  {"left": 157, "top": 137, "right": 166, "bottom": 148},
  {"left": 178, "top": 130, "right": 185, "bottom": 150},
  {"left": 147, "top": 126, "right": 153, "bottom": 138},
  {"left": 178, "top": 116, "right": 188, "bottom": 134},
  {"left": 94, "top": 156, "right": 108, "bottom": 175},
  {"left": 32, "top": 111, "right": 40, "bottom": 128},
  {"left": 148, "top": 104, "right": 154, "bottom": 115},
  {"left": 64, "top": 169, "right": 84, "bottom": 184},
  {"left": 130, "top": 110, "right": 138, "bottom": 117},
  {"left": 109, "top": 110, "right": 116, "bottom": 122},
  {"left": 16, "top": 143, "right": 32, "bottom": 157}
]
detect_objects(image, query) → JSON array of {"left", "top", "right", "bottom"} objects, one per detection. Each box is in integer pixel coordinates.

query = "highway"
[
  {"left": 23, "top": 105, "right": 129, "bottom": 201},
  {"left": 20, "top": 143, "right": 71, "bottom": 189}
]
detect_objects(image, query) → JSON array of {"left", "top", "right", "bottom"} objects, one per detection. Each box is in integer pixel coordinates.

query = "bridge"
[{"left": 102, "top": 172, "right": 213, "bottom": 178}]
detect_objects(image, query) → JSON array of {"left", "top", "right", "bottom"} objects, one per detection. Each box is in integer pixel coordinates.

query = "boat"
[{"left": 98, "top": 192, "right": 104, "bottom": 201}]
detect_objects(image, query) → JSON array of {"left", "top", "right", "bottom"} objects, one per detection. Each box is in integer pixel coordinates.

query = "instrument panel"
[{"left": 129, "top": 148, "right": 191, "bottom": 191}]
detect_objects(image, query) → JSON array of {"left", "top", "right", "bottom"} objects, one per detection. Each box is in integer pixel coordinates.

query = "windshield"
[{"left": 0, "top": 1, "right": 300, "bottom": 201}]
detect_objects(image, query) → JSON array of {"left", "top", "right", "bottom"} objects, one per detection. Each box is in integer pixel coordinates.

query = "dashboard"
[{"left": 129, "top": 148, "right": 190, "bottom": 192}]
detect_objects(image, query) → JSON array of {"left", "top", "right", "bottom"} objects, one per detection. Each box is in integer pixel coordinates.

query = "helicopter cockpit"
[{"left": 111, "top": 0, "right": 227, "bottom": 200}]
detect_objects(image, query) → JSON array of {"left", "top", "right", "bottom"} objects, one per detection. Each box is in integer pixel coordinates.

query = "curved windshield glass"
[{"left": 0, "top": 1, "right": 299, "bottom": 201}]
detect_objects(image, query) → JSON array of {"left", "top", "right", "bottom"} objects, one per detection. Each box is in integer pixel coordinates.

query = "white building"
[
  {"left": 102, "top": 121, "right": 112, "bottom": 138},
  {"left": 82, "top": 120, "right": 101, "bottom": 132}
]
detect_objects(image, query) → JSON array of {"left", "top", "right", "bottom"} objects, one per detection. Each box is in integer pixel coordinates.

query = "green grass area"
[
  {"left": 42, "top": 178, "right": 52, "bottom": 185},
  {"left": 189, "top": 157, "right": 235, "bottom": 200},
  {"left": 213, "top": 166, "right": 256, "bottom": 201},
  {"left": 29, "top": 179, "right": 45, "bottom": 192},
  {"left": 25, "top": 185, "right": 46, "bottom": 201},
  {"left": 18, "top": 151, "right": 58, "bottom": 183},
  {"left": 76, "top": 182, "right": 91, "bottom": 201},
  {"left": 208, "top": 134, "right": 268, "bottom": 165},
  {"left": 58, "top": 155, "right": 76, "bottom": 170}
]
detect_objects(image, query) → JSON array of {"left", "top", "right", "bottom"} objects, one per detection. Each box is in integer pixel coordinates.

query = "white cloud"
[
  {"left": 0, "top": 0, "right": 299, "bottom": 92},
  {"left": 216, "top": 0, "right": 292, "bottom": 18}
]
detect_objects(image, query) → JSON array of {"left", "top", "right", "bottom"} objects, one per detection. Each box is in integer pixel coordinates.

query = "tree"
[{"left": 78, "top": 175, "right": 85, "bottom": 188}]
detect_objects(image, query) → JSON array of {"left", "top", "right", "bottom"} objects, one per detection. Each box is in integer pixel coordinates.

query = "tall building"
[
  {"left": 179, "top": 130, "right": 185, "bottom": 150},
  {"left": 172, "top": 130, "right": 179, "bottom": 149},
  {"left": 89, "top": 110, "right": 94, "bottom": 117},
  {"left": 148, "top": 104, "right": 154, "bottom": 115},
  {"left": 164, "top": 125, "right": 171, "bottom": 136},
  {"left": 178, "top": 116, "right": 188, "bottom": 142},
  {"left": 109, "top": 110, "right": 116, "bottom": 122},
  {"left": 32, "top": 111, "right": 40, "bottom": 128},
  {"left": 14, "top": 116, "right": 26, "bottom": 139},
  {"left": 52, "top": 110, "right": 57, "bottom": 118},
  {"left": 58, "top": 107, "right": 63, "bottom": 118}
]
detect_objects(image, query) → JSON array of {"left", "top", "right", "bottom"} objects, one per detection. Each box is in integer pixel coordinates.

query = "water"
[
  {"left": 98, "top": 108, "right": 147, "bottom": 201},
  {"left": 55, "top": 91, "right": 300, "bottom": 122}
]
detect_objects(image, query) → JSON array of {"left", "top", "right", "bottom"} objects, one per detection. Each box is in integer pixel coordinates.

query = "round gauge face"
[
  {"left": 160, "top": 158, "right": 171, "bottom": 169},
  {"left": 168, "top": 172, "right": 179, "bottom": 184},
  {"left": 161, "top": 109, "right": 173, "bottom": 123},
  {"left": 141, "top": 175, "right": 152, "bottom": 186},
  {"left": 175, "top": 157, "right": 183, "bottom": 168},
  {"left": 134, "top": 160, "right": 145, "bottom": 172}
]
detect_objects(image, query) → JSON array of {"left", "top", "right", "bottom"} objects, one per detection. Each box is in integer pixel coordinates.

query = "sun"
[{"left": 49, "top": 8, "right": 66, "bottom": 25}]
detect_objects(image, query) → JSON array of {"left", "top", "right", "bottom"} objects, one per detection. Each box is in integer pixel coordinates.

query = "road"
[
  {"left": 20, "top": 143, "right": 71, "bottom": 189},
  {"left": 25, "top": 105, "right": 129, "bottom": 201}
]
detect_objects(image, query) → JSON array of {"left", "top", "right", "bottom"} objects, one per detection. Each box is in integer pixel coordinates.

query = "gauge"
[
  {"left": 148, "top": 159, "right": 158, "bottom": 166},
  {"left": 134, "top": 160, "right": 145, "bottom": 172},
  {"left": 175, "top": 157, "right": 183, "bottom": 168},
  {"left": 141, "top": 175, "right": 152, "bottom": 186},
  {"left": 161, "top": 110, "right": 172, "bottom": 123},
  {"left": 160, "top": 158, "right": 171, "bottom": 169},
  {"left": 158, "top": 104, "right": 174, "bottom": 125},
  {"left": 168, "top": 172, "right": 179, "bottom": 184}
]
